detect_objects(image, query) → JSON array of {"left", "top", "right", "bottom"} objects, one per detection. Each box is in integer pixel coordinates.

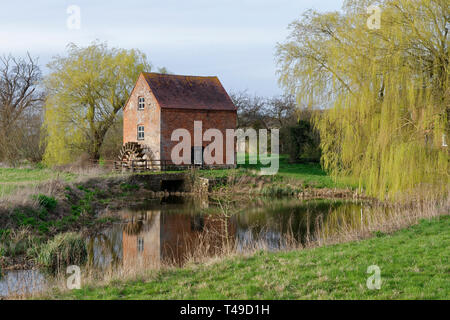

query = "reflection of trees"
[
  {"left": 320, "top": 202, "right": 388, "bottom": 239},
  {"left": 234, "top": 199, "right": 352, "bottom": 246},
  {"left": 123, "top": 211, "right": 157, "bottom": 236}
]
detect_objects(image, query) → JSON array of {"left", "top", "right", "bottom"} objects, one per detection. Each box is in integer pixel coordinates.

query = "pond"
[{"left": 0, "top": 196, "right": 371, "bottom": 297}]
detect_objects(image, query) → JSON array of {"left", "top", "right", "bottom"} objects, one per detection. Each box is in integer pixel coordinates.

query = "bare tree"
[
  {"left": 266, "top": 94, "right": 297, "bottom": 128},
  {"left": 231, "top": 91, "right": 298, "bottom": 129},
  {"left": 230, "top": 91, "right": 269, "bottom": 129},
  {"left": 0, "top": 53, "right": 44, "bottom": 164}
]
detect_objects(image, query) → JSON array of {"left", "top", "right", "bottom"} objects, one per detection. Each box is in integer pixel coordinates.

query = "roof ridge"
[{"left": 142, "top": 72, "right": 218, "bottom": 79}]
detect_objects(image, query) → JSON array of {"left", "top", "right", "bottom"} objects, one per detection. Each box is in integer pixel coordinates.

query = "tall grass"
[
  {"left": 37, "top": 232, "right": 87, "bottom": 273},
  {"left": 316, "top": 196, "right": 449, "bottom": 246}
]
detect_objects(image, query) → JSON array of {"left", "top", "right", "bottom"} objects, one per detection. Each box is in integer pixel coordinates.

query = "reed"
[{"left": 37, "top": 232, "right": 87, "bottom": 273}]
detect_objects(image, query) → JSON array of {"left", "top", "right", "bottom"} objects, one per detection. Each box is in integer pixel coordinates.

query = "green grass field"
[
  {"left": 0, "top": 168, "right": 76, "bottom": 196},
  {"left": 200, "top": 154, "right": 355, "bottom": 189},
  {"left": 53, "top": 216, "right": 449, "bottom": 300}
]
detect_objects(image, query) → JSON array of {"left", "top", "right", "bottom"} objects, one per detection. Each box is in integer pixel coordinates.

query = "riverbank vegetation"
[
  {"left": 199, "top": 156, "right": 355, "bottom": 190},
  {"left": 0, "top": 172, "right": 150, "bottom": 270},
  {"left": 43, "top": 215, "right": 449, "bottom": 300},
  {"left": 37, "top": 232, "right": 87, "bottom": 273}
]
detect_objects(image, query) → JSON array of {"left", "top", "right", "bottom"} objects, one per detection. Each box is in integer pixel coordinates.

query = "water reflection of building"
[
  {"left": 121, "top": 209, "right": 236, "bottom": 268},
  {"left": 88, "top": 199, "right": 362, "bottom": 269},
  {"left": 122, "top": 211, "right": 162, "bottom": 268}
]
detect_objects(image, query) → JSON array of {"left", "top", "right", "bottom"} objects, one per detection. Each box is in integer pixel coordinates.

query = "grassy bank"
[
  {"left": 200, "top": 155, "right": 356, "bottom": 191},
  {"left": 48, "top": 215, "right": 449, "bottom": 300}
]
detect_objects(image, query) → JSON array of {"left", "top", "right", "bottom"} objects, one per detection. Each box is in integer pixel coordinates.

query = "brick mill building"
[{"left": 122, "top": 72, "right": 237, "bottom": 167}]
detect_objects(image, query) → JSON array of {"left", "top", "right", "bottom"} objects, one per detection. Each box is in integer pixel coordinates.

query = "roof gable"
[{"left": 141, "top": 72, "right": 237, "bottom": 111}]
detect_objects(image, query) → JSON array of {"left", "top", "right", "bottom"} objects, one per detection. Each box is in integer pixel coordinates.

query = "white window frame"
[
  {"left": 137, "top": 125, "right": 145, "bottom": 140},
  {"left": 138, "top": 97, "right": 145, "bottom": 110}
]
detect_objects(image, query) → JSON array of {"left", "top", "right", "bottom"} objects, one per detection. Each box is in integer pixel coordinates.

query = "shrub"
[
  {"left": 12, "top": 207, "right": 50, "bottom": 233},
  {"left": 281, "top": 120, "right": 321, "bottom": 162},
  {"left": 37, "top": 232, "right": 87, "bottom": 273},
  {"left": 34, "top": 194, "right": 57, "bottom": 212},
  {"left": 120, "top": 183, "right": 139, "bottom": 192},
  {"left": 374, "top": 231, "right": 387, "bottom": 238},
  {"left": 261, "top": 184, "right": 302, "bottom": 196}
]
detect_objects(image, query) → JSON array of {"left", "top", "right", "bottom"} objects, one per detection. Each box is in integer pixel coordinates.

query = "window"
[
  {"left": 138, "top": 97, "right": 145, "bottom": 110},
  {"left": 137, "top": 126, "right": 144, "bottom": 140},
  {"left": 137, "top": 237, "right": 144, "bottom": 253}
]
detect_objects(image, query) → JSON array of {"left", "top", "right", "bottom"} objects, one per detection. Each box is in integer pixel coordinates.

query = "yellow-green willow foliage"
[
  {"left": 42, "top": 42, "right": 151, "bottom": 165},
  {"left": 277, "top": 0, "right": 449, "bottom": 200}
]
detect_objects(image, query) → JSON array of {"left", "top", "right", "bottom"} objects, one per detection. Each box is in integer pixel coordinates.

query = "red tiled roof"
[{"left": 142, "top": 72, "right": 237, "bottom": 111}]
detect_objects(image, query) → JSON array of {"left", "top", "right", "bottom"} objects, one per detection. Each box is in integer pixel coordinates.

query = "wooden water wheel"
[{"left": 118, "top": 142, "right": 145, "bottom": 169}]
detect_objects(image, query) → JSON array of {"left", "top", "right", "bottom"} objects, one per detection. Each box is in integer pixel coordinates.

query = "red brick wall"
[{"left": 160, "top": 109, "right": 237, "bottom": 164}]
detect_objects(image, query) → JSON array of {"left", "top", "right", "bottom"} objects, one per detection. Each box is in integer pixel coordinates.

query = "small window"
[
  {"left": 137, "top": 237, "right": 144, "bottom": 253},
  {"left": 137, "top": 126, "right": 144, "bottom": 140},
  {"left": 138, "top": 97, "right": 145, "bottom": 110}
]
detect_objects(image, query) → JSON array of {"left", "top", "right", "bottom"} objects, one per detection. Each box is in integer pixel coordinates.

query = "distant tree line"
[{"left": 230, "top": 91, "right": 321, "bottom": 162}]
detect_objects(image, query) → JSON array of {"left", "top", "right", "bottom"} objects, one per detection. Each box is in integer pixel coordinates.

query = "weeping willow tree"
[
  {"left": 277, "top": 0, "right": 449, "bottom": 200},
  {"left": 42, "top": 42, "right": 151, "bottom": 165}
]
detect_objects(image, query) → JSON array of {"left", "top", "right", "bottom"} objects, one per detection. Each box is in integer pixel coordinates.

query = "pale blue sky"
[{"left": 0, "top": 0, "right": 343, "bottom": 95}]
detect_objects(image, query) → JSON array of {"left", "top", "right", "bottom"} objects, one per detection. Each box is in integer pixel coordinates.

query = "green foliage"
[
  {"left": 281, "top": 120, "right": 321, "bottom": 162},
  {"left": 13, "top": 207, "right": 48, "bottom": 231},
  {"left": 33, "top": 195, "right": 57, "bottom": 212},
  {"left": 119, "top": 183, "right": 139, "bottom": 192},
  {"left": 374, "top": 231, "right": 387, "bottom": 238},
  {"left": 67, "top": 186, "right": 99, "bottom": 217},
  {"left": 37, "top": 232, "right": 87, "bottom": 273},
  {"left": 0, "top": 228, "right": 10, "bottom": 238},
  {"left": 9, "top": 195, "right": 57, "bottom": 234},
  {"left": 277, "top": 0, "right": 449, "bottom": 199},
  {"left": 42, "top": 41, "right": 151, "bottom": 165}
]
